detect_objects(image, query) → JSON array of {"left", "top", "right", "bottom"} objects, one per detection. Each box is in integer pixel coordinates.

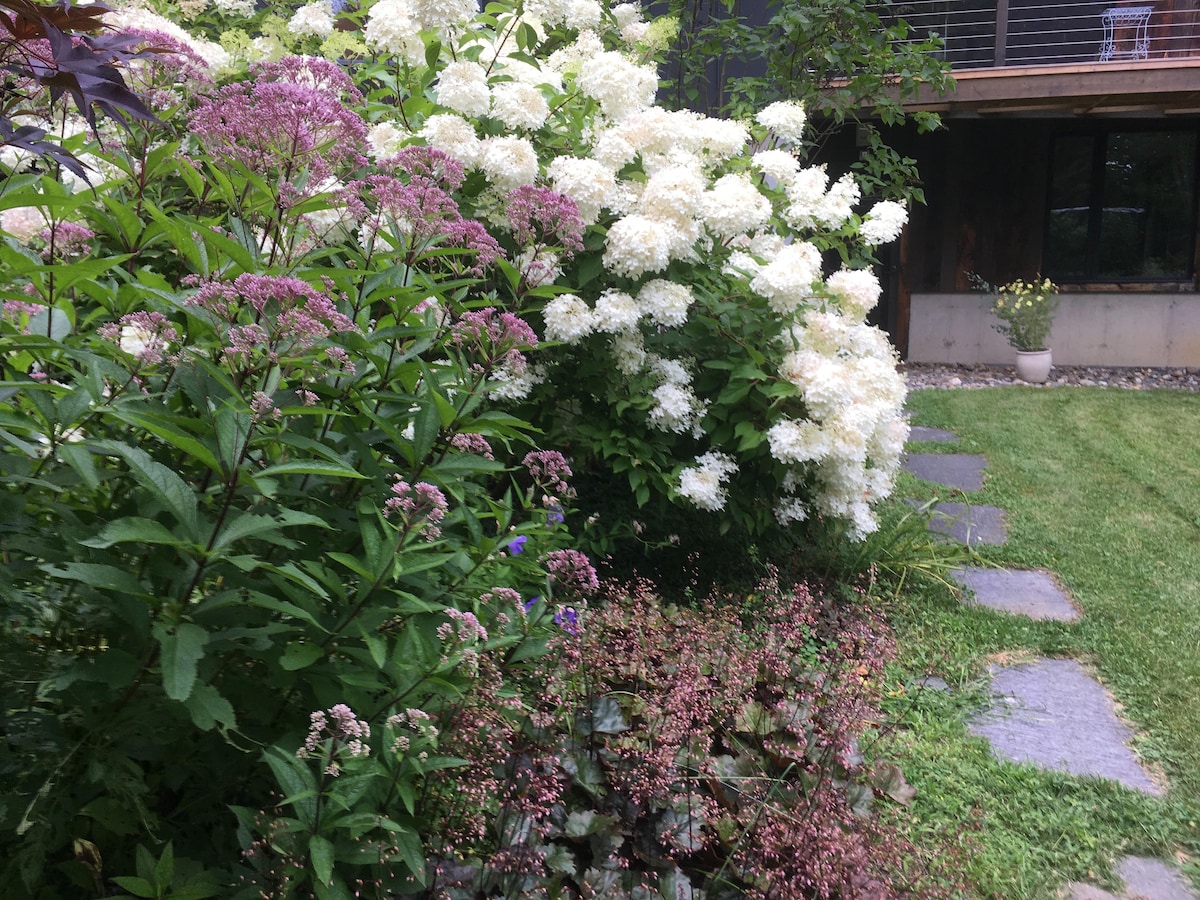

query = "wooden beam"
[{"left": 994, "top": 0, "right": 1009, "bottom": 68}]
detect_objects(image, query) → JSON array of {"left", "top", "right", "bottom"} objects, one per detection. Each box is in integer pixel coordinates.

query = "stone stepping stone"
[
  {"left": 908, "top": 425, "right": 958, "bottom": 443},
  {"left": 950, "top": 567, "right": 1080, "bottom": 622},
  {"left": 969, "top": 658, "right": 1161, "bottom": 795},
  {"left": 902, "top": 453, "right": 987, "bottom": 491},
  {"left": 1062, "top": 856, "right": 1198, "bottom": 899},
  {"left": 926, "top": 501, "right": 1008, "bottom": 545}
]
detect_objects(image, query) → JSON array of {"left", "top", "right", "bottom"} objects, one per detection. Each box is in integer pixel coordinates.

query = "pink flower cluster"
[
  {"left": 297, "top": 703, "right": 371, "bottom": 777},
  {"left": 522, "top": 449, "right": 574, "bottom": 498},
  {"left": 505, "top": 185, "right": 585, "bottom": 254},
  {"left": 542, "top": 548, "right": 599, "bottom": 594},
  {"left": 190, "top": 57, "right": 367, "bottom": 199},
  {"left": 383, "top": 478, "right": 449, "bottom": 540},
  {"left": 187, "top": 274, "right": 355, "bottom": 367}
]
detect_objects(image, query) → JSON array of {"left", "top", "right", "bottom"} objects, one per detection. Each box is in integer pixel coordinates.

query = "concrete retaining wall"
[{"left": 907, "top": 292, "right": 1200, "bottom": 367}]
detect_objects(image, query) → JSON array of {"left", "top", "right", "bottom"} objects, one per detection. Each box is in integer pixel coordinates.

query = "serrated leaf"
[
  {"left": 211, "top": 512, "right": 282, "bottom": 551},
  {"left": 107, "top": 408, "right": 221, "bottom": 474},
  {"left": 263, "top": 746, "right": 318, "bottom": 827},
  {"left": 157, "top": 622, "right": 208, "bottom": 701},
  {"left": 185, "top": 681, "right": 237, "bottom": 732},
  {"left": 81, "top": 516, "right": 185, "bottom": 549},
  {"left": 256, "top": 460, "right": 366, "bottom": 479},
  {"left": 309, "top": 834, "right": 335, "bottom": 886},
  {"left": 92, "top": 439, "right": 199, "bottom": 540}
]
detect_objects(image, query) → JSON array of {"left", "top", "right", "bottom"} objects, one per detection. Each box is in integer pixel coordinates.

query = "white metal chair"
[{"left": 1100, "top": 5, "right": 1154, "bottom": 61}]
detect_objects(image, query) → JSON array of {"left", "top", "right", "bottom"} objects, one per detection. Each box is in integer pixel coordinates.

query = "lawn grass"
[{"left": 872, "top": 386, "right": 1200, "bottom": 897}]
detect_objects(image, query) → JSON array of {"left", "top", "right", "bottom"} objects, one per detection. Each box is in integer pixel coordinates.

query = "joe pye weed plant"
[{"left": 0, "top": 0, "right": 932, "bottom": 895}]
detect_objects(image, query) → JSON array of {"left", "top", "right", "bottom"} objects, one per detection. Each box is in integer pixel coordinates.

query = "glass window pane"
[
  {"left": 1097, "top": 131, "right": 1196, "bottom": 279},
  {"left": 1045, "top": 135, "right": 1095, "bottom": 280}
]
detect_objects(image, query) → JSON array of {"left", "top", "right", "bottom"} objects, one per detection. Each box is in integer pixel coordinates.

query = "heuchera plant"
[{"left": 0, "top": 0, "right": 934, "bottom": 897}]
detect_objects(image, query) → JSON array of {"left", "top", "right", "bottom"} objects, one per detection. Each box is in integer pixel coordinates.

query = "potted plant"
[{"left": 972, "top": 275, "right": 1060, "bottom": 383}]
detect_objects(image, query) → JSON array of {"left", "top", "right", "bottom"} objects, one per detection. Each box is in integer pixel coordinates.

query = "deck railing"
[{"left": 884, "top": 0, "right": 1200, "bottom": 68}]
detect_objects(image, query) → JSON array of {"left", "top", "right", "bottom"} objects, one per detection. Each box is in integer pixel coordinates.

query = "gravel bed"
[{"left": 902, "top": 362, "right": 1200, "bottom": 392}]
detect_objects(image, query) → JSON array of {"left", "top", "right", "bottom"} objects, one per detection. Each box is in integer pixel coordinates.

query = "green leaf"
[
  {"left": 154, "top": 842, "right": 174, "bottom": 893},
  {"left": 256, "top": 460, "right": 366, "bottom": 480},
  {"left": 280, "top": 642, "right": 324, "bottom": 671},
  {"left": 56, "top": 441, "right": 99, "bottom": 489},
  {"left": 211, "top": 512, "right": 283, "bottom": 551},
  {"left": 92, "top": 440, "right": 200, "bottom": 540},
  {"left": 107, "top": 409, "right": 222, "bottom": 474},
  {"left": 263, "top": 746, "right": 318, "bottom": 827},
  {"left": 81, "top": 517, "right": 187, "bottom": 549},
  {"left": 185, "top": 681, "right": 237, "bottom": 732},
  {"left": 111, "top": 876, "right": 157, "bottom": 898},
  {"left": 309, "top": 835, "right": 335, "bottom": 887},
  {"left": 42, "top": 562, "right": 146, "bottom": 596},
  {"left": 156, "top": 622, "right": 209, "bottom": 702}
]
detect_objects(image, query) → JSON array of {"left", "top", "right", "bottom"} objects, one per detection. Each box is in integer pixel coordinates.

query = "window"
[{"left": 1044, "top": 128, "right": 1198, "bottom": 282}]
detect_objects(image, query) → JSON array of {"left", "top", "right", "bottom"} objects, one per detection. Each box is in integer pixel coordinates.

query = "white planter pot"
[{"left": 1015, "top": 349, "right": 1053, "bottom": 384}]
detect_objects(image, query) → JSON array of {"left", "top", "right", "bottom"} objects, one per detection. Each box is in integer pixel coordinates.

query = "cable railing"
[{"left": 881, "top": 0, "right": 1200, "bottom": 69}]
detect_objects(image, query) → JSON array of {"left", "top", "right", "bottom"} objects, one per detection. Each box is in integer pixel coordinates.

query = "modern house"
[{"left": 863, "top": 0, "right": 1200, "bottom": 367}]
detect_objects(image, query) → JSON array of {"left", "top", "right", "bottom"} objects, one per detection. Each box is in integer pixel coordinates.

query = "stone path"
[{"left": 901, "top": 429, "right": 1196, "bottom": 899}]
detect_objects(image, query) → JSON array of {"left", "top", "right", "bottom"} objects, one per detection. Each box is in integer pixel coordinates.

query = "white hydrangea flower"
[
  {"left": 563, "top": 0, "right": 602, "bottom": 30},
  {"left": 756, "top": 100, "right": 807, "bottom": 143},
  {"left": 701, "top": 174, "right": 771, "bottom": 239},
  {"left": 620, "top": 21, "right": 650, "bottom": 44},
  {"left": 420, "top": 114, "right": 480, "bottom": 167},
  {"left": 411, "top": 0, "right": 479, "bottom": 39},
  {"left": 815, "top": 173, "right": 860, "bottom": 229},
  {"left": 774, "top": 496, "right": 808, "bottom": 526},
  {"left": 602, "top": 215, "right": 672, "bottom": 279},
  {"left": 213, "top": 0, "right": 255, "bottom": 14},
  {"left": 723, "top": 250, "right": 762, "bottom": 279},
  {"left": 638, "top": 163, "right": 706, "bottom": 223},
  {"left": 784, "top": 165, "right": 831, "bottom": 230},
  {"left": 367, "top": 122, "right": 406, "bottom": 159},
  {"left": 590, "top": 130, "right": 637, "bottom": 170},
  {"left": 547, "top": 156, "right": 616, "bottom": 225},
  {"left": 478, "top": 135, "right": 538, "bottom": 189},
  {"left": 751, "top": 148, "right": 801, "bottom": 184},
  {"left": 767, "top": 418, "right": 830, "bottom": 464},
  {"left": 677, "top": 451, "right": 738, "bottom": 512},
  {"left": 542, "top": 294, "right": 595, "bottom": 343},
  {"left": 860, "top": 200, "right": 908, "bottom": 245},
  {"left": 749, "top": 241, "right": 822, "bottom": 315},
  {"left": 649, "top": 382, "right": 703, "bottom": 434},
  {"left": 515, "top": 247, "right": 562, "bottom": 287},
  {"left": 575, "top": 51, "right": 657, "bottom": 121},
  {"left": 364, "top": 0, "right": 426, "bottom": 65},
  {"left": 611, "top": 2, "right": 641, "bottom": 27},
  {"left": 824, "top": 268, "right": 881, "bottom": 321},
  {"left": 490, "top": 359, "right": 544, "bottom": 400},
  {"left": 593, "top": 290, "right": 641, "bottom": 333},
  {"left": 649, "top": 356, "right": 692, "bottom": 386},
  {"left": 489, "top": 82, "right": 550, "bottom": 131},
  {"left": 523, "top": 0, "right": 572, "bottom": 26},
  {"left": 610, "top": 329, "right": 646, "bottom": 375},
  {"left": 0, "top": 206, "right": 47, "bottom": 243},
  {"left": 288, "top": 1, "right": 335, "bottom": 38},
  {"left": 637, "top": 280, "right": 693, "bottom": 327},
  {"left": 694, "top": 117, "right": 749, "bottom": 161},
  {"left": 434, "top": 61, "right": 491, "bottom": 118}
]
